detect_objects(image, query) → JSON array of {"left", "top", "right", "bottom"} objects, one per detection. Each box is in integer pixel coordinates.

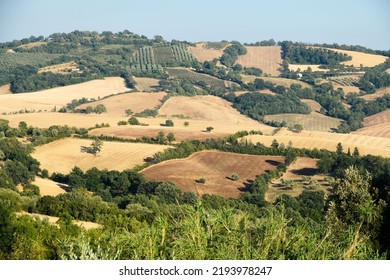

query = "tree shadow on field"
[
  {"left": 265, "top": 159, "right": 281, "bottom": 166},
  {"left": 80, "top": 145, "right": 94, "bottom": 155},
  {"left": 291, "top": 167, "right": 317, "bottom": 176}
]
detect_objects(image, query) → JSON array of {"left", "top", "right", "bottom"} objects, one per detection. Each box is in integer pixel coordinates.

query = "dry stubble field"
[
  {"left": 326, "top": 48, "right": 388, "bottom": 67},
  {"left": 236, "top": 46, "right": 282, "bottom": 76},
  {"left": 141, "top": 150, "right": 285, "bottom": 198},
  {"left": 188, "top": 43, "right": 224, "bottom": 62},
  {"left": 33, "top": 138, "right": 172, "bottom": 174},
  {"left": 0, "top": 77, "right": 129, "bottom": 114}
]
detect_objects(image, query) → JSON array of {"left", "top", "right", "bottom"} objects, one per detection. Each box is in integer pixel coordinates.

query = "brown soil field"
[
  {"left": 301, "top": 99, "right": 322, "bottom": 111},
  {"left": 141, "top": 150, "right": 285, "bottom": 198},
  {"left": 236, "top": 46, "right": 282, "bottom": 76},
  {"left": 38, "top": 61, "right": 79, "bottom": 74},
  {"left": 243, "top": 128, "right": 390, "bottom": 157},
  {"left": 77, "top": 92, "right": 166, "bottom": 116},
  {"left": 33, "top": 138, "right": 171, "bottom": 174},
  {"left": 17, "top": 212, "right": 101, "bottom": 230},
  {"left": 133, "top": 77, "right": 161, "bottom": 92},
  {"left": 326, "top": 48, "right": 388, "bottom": 67},
  {"left": 241, "top": 75, "right": 311, "bottom": 88},
  {"left": 288, "top": 64, "right": 328, "bottom": 72},
  {"left": 266, "top": 157, "right": 330, "bottom": 202},
  {"left": 264, "top": 112, "right": 342, "bottom": 132},
  {"left": 0, "top": 84, "right": 11, "bottom": 95},
  {"left": 0, "top": 77, "right": 129, "bottom": 114},
  {"left": 188, "top": 43, "right": 224, "bottom": 62},
  {"left": 360, "top": 87, "right": 390, "bottom": 101}
]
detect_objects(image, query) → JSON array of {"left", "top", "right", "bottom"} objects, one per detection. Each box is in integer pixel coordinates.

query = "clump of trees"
[{"left": 220, "top": 42, "right": 247, "bottom": 67}]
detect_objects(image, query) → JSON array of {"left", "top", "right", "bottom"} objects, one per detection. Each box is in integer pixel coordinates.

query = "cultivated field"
[
  {"left": 133, "top": 77, "right": 161, "bottom": 92},
  {"left": 0, "top": 84, "right": 11, "bottom": 95},
  {"left": 38, "top": 61, "right": 79, "bottom": 74},
  {"left": 31, "top": 177, "right": 67, "bottom": 196},
  {"left": 288, "top": 64, "right": 328, "bottom": 72},
  {"left": 301, "top": 99, "right": 322, "bottom": 112},
  {"left": 243, "top": 128, "right": 390, "bottom": 157},
  {"left": 166, "top": 67, "right": 228, "bottom": 88},
  {"left": 77, "top": 91, "right": 166, "bottom": 116},
  {"left": 0, "top": 77, "right": 129, "bottom": 114},
  {"left": 326, "top": 48, "right": 388, "bottom": 67},
  {"left": 188, "top": 43, "right": 224, "bottom": 62},
  {"left": 352, "top": 110, "right": 390, "bottom": 138},
  {"left": 360, "top": 87, "right": 390, "bottom": 101},
  {"left": 33, "top": 138, "right": 171, "bottom": 174},
  {"left": 141, "top": 150, "right": 285, "bottom": 198},
  {"left": 241, "top": 75, "right": 311, "bottom": 88},
  {"left": 236, "top": 46, "right": 282, "bottom": 76},
  {"left": 266, "top": 157, "right": 330, "bottom": 202},
  {"left": 363, "top": 109, "right": 390, "bottom": 127},
  {"left": 264, "top": 112, "right": 342, "bottom": 132}
]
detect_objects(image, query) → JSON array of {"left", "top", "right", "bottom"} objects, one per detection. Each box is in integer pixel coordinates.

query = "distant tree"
[
  {"left": 117, "top": 121, "right": 128, "bottom": 126},
  {"left": 18, "top": 121, "right": 28, "bottom": 131},
  {"left": 206, "top": 126, "right": 214, "bottom": 133},
  {"left": 85, "top": 106, "right": 94, "bottom": 114},
  {"left": 353, "top": 147, "right": 360, "bottom": 157},
  {"left": 293, "top": 124, "right": 303, "bottom": 133},
  {"left": 195, "top": 178, "right": 206, "bottom": 184},
  {"left": 125, "top": 109, "right": 134, "bottom": 116},
  {"left": 154, "top": 182, "right": 180, "bottom": 204},
  {"left": 183, "top": 121, "right": 189, "bottom": 127},
  {"left": 94, "top": 104, "right": 106, "bottom": 114},
  {"left": 166, "top": 132, "right": 175, "bottom": 143},
  {"left": 271, "top": 139, "right": 279, "bottom": 149},
  {"left": 165, "top": 119, "right": 174, "bottom": 127},
  {"left": 41, "top": 169, "right": 49, "bottom": 178},
  {"left": 157, "top": 131, "right": 165, "bottom": 144},
  {"left": 231, "top": 172, "right": 240, "bottom": 181},
  {"left": 128, "top": 117, "right": 140, "bottom": 125},
  {"left": 336, "top": 142, "right": 343, "bottom": 154},
  {"left": 90, "top": 139, "right": 103, "bottom": 156}
]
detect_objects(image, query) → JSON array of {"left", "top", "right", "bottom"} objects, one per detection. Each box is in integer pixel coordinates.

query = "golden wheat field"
[
  {"left": 300, "top": 99, "right": 322, "bottom": 112},
  {"left": 0, "top": 84, "right": 11, "bottom": 95},
  {"left": 31, "top": 177, "right": 68, "bottom": 196},
  {"left": 0, "top": 77, "right": 129, "bottom": 114},
  {"left": 236, "top": 46, "right": 282, "bottom": 76},
  {"left": 264, "top": 112, "right": 342, "bottom": 132},
  {"left": 353, "top": 123, "right": 390, "bottom": 139},
  {"left": 188, "top": 43, "right": 224, "bottom": 62},
  {"left": 32, "top": 138, "right": 172, "bottom": 174},
  {"left": 243, "top": 128, "right": 390, "bottom": 157},
  {"left": 326, "top": 48, "right": 388, "bottom": 67},
  {"left": 142, "top": 150, "right": 285, "bottom": 198},
  {"left": 363, "top": 109, "right": 390, "bottom": 126},
  {"left": 77, "top": 92, "right": 166, "bottom": 116},
  {"left": 133, "top": 77, "right": 161, "bottom": 92}
]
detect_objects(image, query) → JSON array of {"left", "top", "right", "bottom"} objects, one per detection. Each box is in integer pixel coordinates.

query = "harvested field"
[
  {"left": 363, "top": 109, "right": 390, "bottom": 127},
  {"left": 0, "top": 77, "right": 129, "bottom": 114},
  {"left": 288, "top": 64, "right": 328, "bottom": 72},
  {"left": 17, "top": 42, "right": 47, "bottom": 49},
  {"left": 326, "top": 48, "right": 388, "bottom": 67},
  {"left": 90, "top": 125, "right": 231, "bottom": 141},
  {"left": 77, "top": 92, "right": 166, "bottom": 116},
  {"left": 264, "top": 112, "right": 342, "bottom": 132},
  {"left": 360, "top": 87, "right": 390, "bottom": 101},
  {"left": 0, "top": 84, "right": 11, "bottom": 95},
  {"left": 241, "top": 75, "right": 311, "bottom": 88},
  {"left": 188, "top": 43, "right": 224, "bottom": 62},
  {"left": 266, "top": 157, "right": 330, "bottom": 202},
  {"left": 2, "top": 112, "right": 124, "bottom": 128},
  {"left": 38, "top": 61, "right": 79, "bottom": 74},
  {"left": 236, "top": 46, "right": 282, "bottom": 76},
  {"left": 243, "top": 128, "right": 390, "bottom": 157},
  {"left": 17, "top": 212, "right": 101, "bottom": 230},
  {"left": 141, "top": 150, "right": 285, "bottom": 198},
  {"left": 32, "top": 177, "right": 68, "bottom": 196},
  {"left": 33, "top": 138, "right": 171, "bottom": 174},
  {"left": 353, "top": 123, "right": 390, "bottom": 139},
  {"left": 301, "top": 99, "right": 322, "bottom": 112},
  {"left": 133, "top": 77, "right": 161, "bottom": 92}
]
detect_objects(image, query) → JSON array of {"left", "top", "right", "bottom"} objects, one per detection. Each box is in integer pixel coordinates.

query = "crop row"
[
  {"left": 172, "top": 44, "right": 194, "bottom": 62},
  {"left": 0, "top": 52, "right": 58, "bottom": 70}
]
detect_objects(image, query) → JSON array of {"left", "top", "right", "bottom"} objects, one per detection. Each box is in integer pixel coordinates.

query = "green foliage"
[
  {"left": 195, "top": 178, "right": 206, "bottom": 184},
  {"left": 166, "top": 68, "right": 227, "bottom": 88},
  {"left": 90, "top": 139, "right": 103, "bottom": 156},
  {"left": 128, "top": 116, "right": 140, "bottom": 125},
  {"left": 183, "top": 121, "right": 189, "bottom": 127},
  {"left": 117, "top": 120, "right": 127, "bottom": 126},
  {"left": 134, "top": 109, "right": 158, "bottom": 118},
  {"left": 220, "top": 42, "right": 247, "bottom": 67},
  {"left": 164, "top": 119, "right": 174, "bottom": 127},
  {"left": 166, "top": 132, "right": 175, "bottom": 143},
  {"left": 230, "top": 172, "right": 240, "bottom": 181}
]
